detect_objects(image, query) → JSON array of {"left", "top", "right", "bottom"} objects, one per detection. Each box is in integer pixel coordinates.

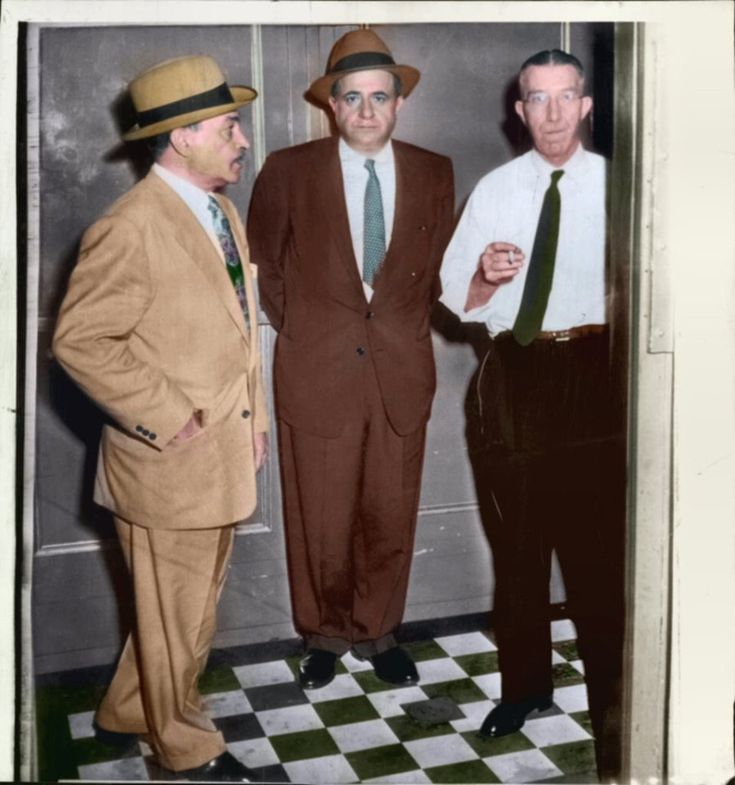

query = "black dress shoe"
[
  {"left": 176, "top": 751, "right": 255, "bottom": 782},
  {"left": 92, "top": 720, "right": 138, "bottom": 750},
  {"left": 298, "top": 649, "right": 337, "bottom": 689},
  {"left": 479, "top": 694, "right": 553, "bottom": 737},
  {"left": 370, "top": 647, "right": 419, "bottom": 685}
]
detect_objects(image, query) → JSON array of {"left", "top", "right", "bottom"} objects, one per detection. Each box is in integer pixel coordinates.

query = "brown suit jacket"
[
  {"left": 247, "top": 137, "right": 454, "bottom": 438},
  {"left": 53, "top": 170, "right": 268, "bottom": 529}
]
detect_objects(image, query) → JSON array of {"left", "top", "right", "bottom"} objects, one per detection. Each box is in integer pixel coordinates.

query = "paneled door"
[{"left": 29, "top": 22, "right": 615, "bottom": 674}]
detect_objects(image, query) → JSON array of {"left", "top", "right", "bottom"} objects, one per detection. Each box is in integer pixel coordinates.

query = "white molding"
[
  {"left": 0, "top": 2, "right": 19, "bottom": 780},
  {"left": 250, "top": 24, "right": 267, "bottom": 173},
  {"left": 35, "top": 520, "right": 271, "bottom": 558},
  {"left": 624, "top": 23, "right": 674, "bottom": 781},
  {"left": 19, "top": 23, "right": 41, "bottom": 784}
]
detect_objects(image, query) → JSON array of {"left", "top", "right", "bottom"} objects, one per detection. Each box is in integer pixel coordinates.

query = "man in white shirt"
[
  {"left": 53, "top": 55, "right": 268, "bottom": 782},
  {"left": 440, "top": 49, "right": 624, "bottom": 782},
  {"left": 248, "top": 29, "right": 454, "bottom": 691}
]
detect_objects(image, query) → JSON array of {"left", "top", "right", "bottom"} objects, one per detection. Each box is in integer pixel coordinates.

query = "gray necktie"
[{"left": 362, "top": 159, "right": 386, "bottom": 285}]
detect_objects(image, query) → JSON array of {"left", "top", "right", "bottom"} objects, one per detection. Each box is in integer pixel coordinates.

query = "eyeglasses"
[{"left": 523, "top": 90, "right": 582, "bottom": 108}]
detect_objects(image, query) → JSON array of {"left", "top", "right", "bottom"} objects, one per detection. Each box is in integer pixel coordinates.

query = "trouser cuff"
[
  {"left": 155, "top": 733, "right": 226, "bottom": 772},
  {"left": 352, "top": 632, "right": 397, "bottom": 657},
  {"left": 305, "top": 634, "right": 351, "bottom": 655},
  {"left": 304, "top": 631, "right": 398, "bottom": 657}
]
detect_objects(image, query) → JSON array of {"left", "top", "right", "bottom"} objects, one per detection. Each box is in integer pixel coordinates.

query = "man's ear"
[
  {"left": 580, "top": 95, "right": 593, "bottom": 121},
  {"left": 169, "top": 127, "right": 190, "bottom": 157},
  {"left": 514, "top": 100, "right": 528, "bottom": 127}
]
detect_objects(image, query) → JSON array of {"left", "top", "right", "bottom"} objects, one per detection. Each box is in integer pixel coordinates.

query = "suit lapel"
[
  {"left": 386, "top": 141, "right": 423, "bottom": 261},
  {"left": 146, "top": 173, "right": 250, "bottom": 344},
  {"left": 311, "top": 140, "right": 367, "bottom": 299},
  {"left": 369, "top": 141, "right": 424, "bottom": 301},
  {"left": 219, "top": 196, "right": 260, "bottom": 370}
]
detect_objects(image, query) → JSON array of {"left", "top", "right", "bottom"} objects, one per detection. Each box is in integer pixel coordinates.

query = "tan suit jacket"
[
  {"left": 247, "top": 137, "right": 455, "bottom": 438},
  {"left": 53, "top": 170, "right": 267, "bottom": 529}
]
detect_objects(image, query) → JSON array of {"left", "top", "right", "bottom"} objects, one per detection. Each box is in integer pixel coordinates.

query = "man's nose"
[
  {"left": 358, "top": 97, "right": 374, "bottom": 118},
  {"left": 547, "top": 97, "right": 561, "bottom": 122},
  {"left": 234, "top": 126, "right": 250, "bottom": 149}
]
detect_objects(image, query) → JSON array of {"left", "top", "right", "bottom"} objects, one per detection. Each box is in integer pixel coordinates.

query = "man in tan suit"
[
  {"left": 247, "top": 30, "right": 454, "bottom": 690},
  {"left": 53, "top": 55, "right": 267, "bottom": 782}
]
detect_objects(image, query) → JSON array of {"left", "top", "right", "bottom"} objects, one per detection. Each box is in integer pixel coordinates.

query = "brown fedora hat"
[
  {"left": 123, "top": 55, "right": 257, "bottom": 141},
  {"left": 308, "top": 29, "right": 420, "bottom": 105}
]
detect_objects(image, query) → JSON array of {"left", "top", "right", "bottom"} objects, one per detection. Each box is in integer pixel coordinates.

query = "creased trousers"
[
  {"left": 95, "top": 517, "right": 234, "bottom": 771},
  {"left": 474, "top": 328, "right": 625, "bottom": 780},
  {"left": 278, "top": 357, "right": 426, "bottom": 656}
]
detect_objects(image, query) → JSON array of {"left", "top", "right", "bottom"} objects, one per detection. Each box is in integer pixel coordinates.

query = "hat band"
[
  {"left": 136, "top": 82, "right": 235, "bottom": 130},
  {"left": 328, "top": 51, "right": 396, "bottom": 75}
]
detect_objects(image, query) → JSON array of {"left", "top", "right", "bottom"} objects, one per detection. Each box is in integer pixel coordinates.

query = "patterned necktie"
[
  {"left": 512, "top": 169, "right": 565, "bottom": 346},
  {"left": 362, "top": 159, "right": 386, "bottom": 286},
  {"left": 207, "top": 195, "right": 250, "bottom": 330}
]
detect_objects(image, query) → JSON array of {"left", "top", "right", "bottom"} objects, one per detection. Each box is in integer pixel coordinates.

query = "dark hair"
[
  {"left": 144, "top": 121, "right": 201, "bottom": 161},
  {"left": 146, "top": 131, "right": 172, "bottom": 161},
  {"left": 518, "top": 49, "right": 586, "bottom": 95},
  {"left": 330, "top": 71, "right": 403, "bottom": 99}
]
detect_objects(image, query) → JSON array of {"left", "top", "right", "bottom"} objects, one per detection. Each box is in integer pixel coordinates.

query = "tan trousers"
[{"left": 95, "top": 517, "right": 234, "bottom": 771}]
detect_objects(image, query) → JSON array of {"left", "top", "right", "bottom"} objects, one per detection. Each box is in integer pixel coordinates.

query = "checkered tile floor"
[{"left": 39, "top": 619, "right": 598, "bottom": 783}]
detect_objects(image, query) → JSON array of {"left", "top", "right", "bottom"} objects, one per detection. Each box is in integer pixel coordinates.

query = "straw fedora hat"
[
  {"left": 123, "top": 55, "right": 257, "bottom": 142},
  {"left": 308, "top": 29, "right": 420, "bottom": 106}
]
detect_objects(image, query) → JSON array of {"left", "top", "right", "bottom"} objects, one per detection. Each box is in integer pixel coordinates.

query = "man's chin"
[{"left": 540, "top": 141, "right": 570, "bottom": 158}]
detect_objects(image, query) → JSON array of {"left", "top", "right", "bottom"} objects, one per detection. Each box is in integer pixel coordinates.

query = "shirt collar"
[
  {"left": 529, "top": 143, "right": 589, "bottom": 182},
  {"left": 338, "top": 137, "right": 394, "bottom": 166},
  {"left": 152, "top": 162, "right": 216, "bottom": 213}
]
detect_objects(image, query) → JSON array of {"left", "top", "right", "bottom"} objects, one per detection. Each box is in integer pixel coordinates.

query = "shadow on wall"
[
  {"left": 46, "top": 85, "right": 150, "bottom": 535},
  {"left": 43, "top": 87, "right": 159, "bottom": 643},
  {"left": 103, "top": 86, "right": 153, "bottom": 183}
]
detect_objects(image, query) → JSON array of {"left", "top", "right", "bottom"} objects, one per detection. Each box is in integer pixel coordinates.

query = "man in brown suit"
[
  {"left": 247, "top": 29, "right": 454, "bottom": 690},
  {"left": 53, "top": 55, "right": 267, "bottom": 782}
]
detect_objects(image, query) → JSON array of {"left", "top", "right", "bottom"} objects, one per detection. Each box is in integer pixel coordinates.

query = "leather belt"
[{"left": 495, "top": 324, "right": 608, "bottom": 343}]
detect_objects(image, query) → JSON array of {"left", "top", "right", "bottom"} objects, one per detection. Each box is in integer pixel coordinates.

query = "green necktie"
[
  {"left": 363, "top": 159, "right": 386, "bottom": 285},
  {"left": 207, "top": 195, "right": 250, "bottom": 330},
  {"left": 512, "top": 169, "right": 565, "bottom": 346}
]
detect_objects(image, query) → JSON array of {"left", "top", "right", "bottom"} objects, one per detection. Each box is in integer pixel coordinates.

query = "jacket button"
[
  {"left": 135, "top": 425, "right": 143, "bottom": 433},
  {"left": 356, "top": 347, "right": 366, "bottom": 356},
  {"left": 149, "top": 433, "right": 157, "bottom": 441},
  {"left": 141, "top": 427, "right": 150, "bottom": 436},
  {"left": 241, "top": 410, "right": 251, "bottom": 418},
  {"left": 366, "top": 311, "right": 375, "bottom": 319}
]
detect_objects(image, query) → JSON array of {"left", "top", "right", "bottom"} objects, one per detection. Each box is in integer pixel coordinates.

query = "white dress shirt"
[
  {"left": 338, "top": 137, "right": 397, "bottom": 300},
  {"left": 439, "top": 145, "right": 607, "bottom": 337},
  {"left": 152, "top": 163, "right": 225, "bottom": 263}
]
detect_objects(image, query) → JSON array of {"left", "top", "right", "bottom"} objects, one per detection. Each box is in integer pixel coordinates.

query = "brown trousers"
[
  {"left": 278, "top": 359, "right": 427, "bottom": 656},
  {"left": 95, "top": 518, "right": 234, "bottom": 771}
]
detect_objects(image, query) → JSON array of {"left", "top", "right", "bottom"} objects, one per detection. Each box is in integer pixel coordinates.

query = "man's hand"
[
  {"left": 254, "top": 431, "right": 269, "bottom": 472},
  {"left": 173, "top": 410, "right": 203, "bottom": 441},
  {"left": 464, "top": 242, "right": 525, "bottom": 312},
  {"left": 479, "top": 242, "right": 525, "bottom": 285}
]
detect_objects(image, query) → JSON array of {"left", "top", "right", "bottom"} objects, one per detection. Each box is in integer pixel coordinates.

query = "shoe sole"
[
  {"left": 478, "top": 696, "right": 554, "bottom": 738},
  {"left": 373, "top": 673, "right": 420, "bottom": 686},
  {"left": 298, "top": 675, "right": 336, "bottom": 690}
]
